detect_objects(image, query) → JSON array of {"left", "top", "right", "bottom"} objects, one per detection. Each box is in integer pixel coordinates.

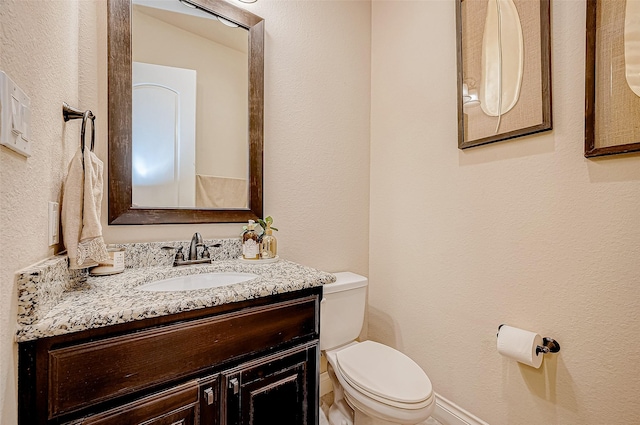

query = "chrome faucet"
[
  {"left": 162, "top": 232, "right": 216, "bottom": 266},
  {"left": 189, "top": 232, "right": 203, "bottom": 261}
]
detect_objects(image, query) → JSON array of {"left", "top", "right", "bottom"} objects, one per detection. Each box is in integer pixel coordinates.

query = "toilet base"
[
  {"left": 353, "top": 409, "right": 404, "bottom": 425},
  {"left": 328, "top": 399, "right": 354, "bottom": 425},
  {"left": 327, "top": 400, "right": 428, "bottom": 425}
]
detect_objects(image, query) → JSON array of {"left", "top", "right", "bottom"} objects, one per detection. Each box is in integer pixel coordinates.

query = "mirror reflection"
[{"left": 131, "top": 0, "right": 249, "bottom": 209}]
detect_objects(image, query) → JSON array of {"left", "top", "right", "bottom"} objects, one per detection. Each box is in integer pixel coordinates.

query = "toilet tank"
[{"left": 320, "top": 272, "right": 368, "bottom": 351}]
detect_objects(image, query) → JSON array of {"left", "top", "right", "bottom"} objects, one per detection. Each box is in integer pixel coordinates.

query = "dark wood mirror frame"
[{"left": 107, "top": 0, "right": 264, "bottom": 224}]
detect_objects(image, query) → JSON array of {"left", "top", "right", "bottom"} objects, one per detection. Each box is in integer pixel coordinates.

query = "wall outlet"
[{"left": 48, "top": 201, "right": 59, "bottom": 246}]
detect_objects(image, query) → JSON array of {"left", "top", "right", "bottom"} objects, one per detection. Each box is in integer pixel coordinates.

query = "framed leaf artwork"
[
  {"left": 456, "top": 0, "right": 552, "bottom": 149},
  {"left": 585, "top": 0, "right": 640, "bottom": 157}
]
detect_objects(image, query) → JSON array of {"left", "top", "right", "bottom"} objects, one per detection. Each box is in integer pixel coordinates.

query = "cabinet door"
[
  {"left": 223, "top": 345, "right": 318, "bottom": 425},
  {"left": 80, "top": 381, "right": 198, "bottom": 425},
  {"left": 199, "top": 375, "right": 221, "bottom": 425}
]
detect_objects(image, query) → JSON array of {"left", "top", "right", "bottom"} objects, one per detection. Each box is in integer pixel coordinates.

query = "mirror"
[{"left": 107, "top": 0, "right": 264, "bottom": 224}]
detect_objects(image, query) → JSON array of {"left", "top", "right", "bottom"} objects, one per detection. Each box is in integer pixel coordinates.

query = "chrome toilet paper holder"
[
  {"left": 536, "top": 337, "right": 561, "bottom": 355},
  {"left": 497, "top": 324, "right": 561, "bottom": 356}
]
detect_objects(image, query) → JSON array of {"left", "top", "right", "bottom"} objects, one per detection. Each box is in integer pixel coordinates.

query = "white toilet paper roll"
[{"left": 497, "top": 325, "right": 544, "bottom": 368}]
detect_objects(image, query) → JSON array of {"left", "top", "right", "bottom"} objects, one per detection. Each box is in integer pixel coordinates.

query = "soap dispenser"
[
  {"left": 260, "top": 222, "right": 277, "bottom": 259},
  {"left": 242, "top": 220, "right": 260, "bottom": 260}
]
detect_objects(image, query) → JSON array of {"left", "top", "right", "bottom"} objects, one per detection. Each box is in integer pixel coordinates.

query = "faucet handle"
[
  {"left": 198, "top": 243, "right": 211, "bottom": 259},
  {"left": 196, "top": 243, "right": 221, "bottom": 260},
  {"left": 161, "top": 245, "right": 182, "bottom": 251},
  {"left": 162, "top": 246, "right": 185, "bottom": 262}
]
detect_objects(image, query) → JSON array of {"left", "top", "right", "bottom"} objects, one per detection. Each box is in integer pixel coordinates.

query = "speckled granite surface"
[
  {"left": 17, "top": 256, "right": 86, "bottom": 326},
  {"left": 112, "top": 238, "right": 244, "bottom": 268},
  {"left": 16, "top": 239, "right": 335, "bottom": 342}
]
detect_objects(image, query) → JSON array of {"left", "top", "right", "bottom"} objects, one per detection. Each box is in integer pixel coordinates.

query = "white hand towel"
[{"left": 61, "top": 147, "right": 110, "bottom": 269}]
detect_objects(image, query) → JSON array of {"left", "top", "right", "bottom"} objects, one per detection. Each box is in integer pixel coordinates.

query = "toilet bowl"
[{"left": 321, "top": 272, "right": 435, "bottom": 425}]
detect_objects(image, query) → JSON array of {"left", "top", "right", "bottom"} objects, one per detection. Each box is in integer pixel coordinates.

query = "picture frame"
[
  {"left": 585, "top": 0, "right": 640, "bottom": 157},
  {"left": 456, "top": 0, "right": 552, "bottom": 149}
]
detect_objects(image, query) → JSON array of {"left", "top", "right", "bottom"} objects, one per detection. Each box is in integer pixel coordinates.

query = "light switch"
[
  {"left": 0, "top": 71, "right": 31, "bottom": 157},
  {"left": 21, "top": 103, "right": 30, "bottom": 141},
  {"left": 11, "top": 95, "right": 21, "bottom": 135}
]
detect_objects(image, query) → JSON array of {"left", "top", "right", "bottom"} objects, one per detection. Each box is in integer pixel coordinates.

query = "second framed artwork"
[
  {"left": 585, "top": 0, "right": 640, "bottom": 157},
  {"left": 456, "top": 0, "right": 552, "bottom": 149}
]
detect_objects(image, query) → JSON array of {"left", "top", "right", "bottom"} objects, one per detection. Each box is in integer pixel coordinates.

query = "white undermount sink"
[{"left": 137, "top": 272, "right": 258, "bottom": 292}]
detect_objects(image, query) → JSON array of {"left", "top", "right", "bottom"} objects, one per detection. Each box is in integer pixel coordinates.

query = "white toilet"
[{"left": 321, "top": 272, "right": 435, "bottom": 425}]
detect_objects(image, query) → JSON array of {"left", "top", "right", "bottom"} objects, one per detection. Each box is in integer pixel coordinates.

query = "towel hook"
[
  {"left": 62, "top": 102, "right": 95, "bottom": 153},
  {"left": 62, "top": 102, "right": 84, "bottom": 122},
  {"left": 80, "top": 110, "right": 95, "bottom": 154}
]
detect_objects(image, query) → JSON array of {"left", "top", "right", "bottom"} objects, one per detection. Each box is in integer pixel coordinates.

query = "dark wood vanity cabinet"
[
  {"left": 18, "top": 287, "right": 321, "bottom": 425},
  {"left": 223, "top": 345, "right": 316, "bottom": 425}
]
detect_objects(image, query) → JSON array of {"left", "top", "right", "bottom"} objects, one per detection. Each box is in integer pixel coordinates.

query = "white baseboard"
[
  {"left": 320, "top": 371, "right": 332, "bottom": 397},
  {"left": 432, "top": 393, "right": 489, "bottom": 425}
]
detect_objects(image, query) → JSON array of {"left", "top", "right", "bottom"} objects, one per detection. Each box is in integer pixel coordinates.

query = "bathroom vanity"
[{"left": 16, "top": 253, "right": 333, "bottom": 425}]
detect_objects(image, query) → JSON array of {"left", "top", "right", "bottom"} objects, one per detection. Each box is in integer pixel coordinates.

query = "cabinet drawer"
[
  {"left": 48, "top": 296, "right": 318, "bottom": 418},
  {"left": 81, "top": 380, "right": 198, "bottom": 425}
]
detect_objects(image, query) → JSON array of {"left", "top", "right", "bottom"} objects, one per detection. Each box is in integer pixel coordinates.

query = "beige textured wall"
[
  {"left": 370, "top": 1, "right": 640, "bottom": 424},
  {"left": 0, "top": 1, "right": 82, "bottom": 423},
  {"left": 0, "top": 0, "right": 370, "bottom": 423}
]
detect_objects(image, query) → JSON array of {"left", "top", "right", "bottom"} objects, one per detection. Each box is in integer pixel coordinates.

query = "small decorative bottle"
[
  {"left": 260, "top": 222, "right": 277, "bottom": 259},
  {"left": 242, "top": 220, "right": 260, "bottom": 260}
]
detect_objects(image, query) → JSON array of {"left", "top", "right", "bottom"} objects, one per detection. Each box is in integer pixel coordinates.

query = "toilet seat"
[{"left": 335, "top": 341, "right": 433, "bottom": 409}]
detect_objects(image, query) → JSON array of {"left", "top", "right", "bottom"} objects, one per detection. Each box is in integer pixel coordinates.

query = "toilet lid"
[{"left": 335, "top": 341, "right": 432, "bottom": 406}]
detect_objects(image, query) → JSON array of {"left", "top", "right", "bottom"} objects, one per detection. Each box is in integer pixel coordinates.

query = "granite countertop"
[{"left": 16, "top": 258, "right": 335, "bottom": 342}]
